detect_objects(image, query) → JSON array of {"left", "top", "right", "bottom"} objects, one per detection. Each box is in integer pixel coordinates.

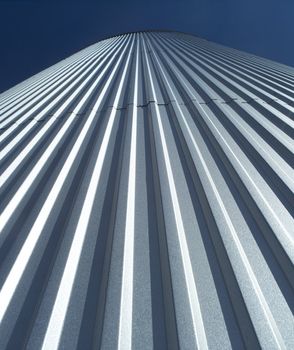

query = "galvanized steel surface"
[{"left": 0, "top": 31, "right": 294, "bottom": 349}]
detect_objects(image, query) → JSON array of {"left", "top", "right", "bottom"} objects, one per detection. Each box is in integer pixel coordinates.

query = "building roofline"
[{"left": 95, "top": 29, "right": 201, "bottom": 42}]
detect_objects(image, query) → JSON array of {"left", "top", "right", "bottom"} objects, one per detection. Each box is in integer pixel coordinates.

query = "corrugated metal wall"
[{"left": 0, "top": 31, "right": 293, "bottom": 350}]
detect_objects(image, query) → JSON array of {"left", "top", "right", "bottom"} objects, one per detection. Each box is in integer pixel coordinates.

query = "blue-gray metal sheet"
[{"left": 0, "top": 31, "right": 293, "bottom": 350}]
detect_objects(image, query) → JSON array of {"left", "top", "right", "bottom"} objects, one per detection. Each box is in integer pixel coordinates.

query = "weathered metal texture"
[{"left": 0, "top": 31, "right": 293, "bottom": 350}]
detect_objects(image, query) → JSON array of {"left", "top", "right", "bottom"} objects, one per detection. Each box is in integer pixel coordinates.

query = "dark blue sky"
[{"left": 0, "top": 0, "right": 293, "bottom": 93}]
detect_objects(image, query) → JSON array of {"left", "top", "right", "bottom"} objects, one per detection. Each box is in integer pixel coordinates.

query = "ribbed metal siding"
[{"left": 0, "top": 31, "right": 293, "bottom": 349}]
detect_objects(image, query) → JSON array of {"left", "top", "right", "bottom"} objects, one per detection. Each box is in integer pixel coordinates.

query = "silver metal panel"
[{"left": 0, "top": 31, "right": 293, "bottom": 349}]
